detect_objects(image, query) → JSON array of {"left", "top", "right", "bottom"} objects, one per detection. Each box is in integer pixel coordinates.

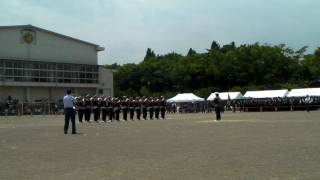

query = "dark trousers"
[
  {"left": 85, "top": 108, "right": 91, "bottom": 121},
  {"left": 122, "top": 109, "right": 128, "bottom": 120},
  {"left": 142, "top": 108, "right": 147, "bottom": 120},
  {"left": 101, "top": 108, "right": 107, "bottom": 121},
  {"left": 155, "top": 108, "right": 160, "bottom": 119},
  {"left": 64, "top": 108, "right": 76, "bottom": 134},
  {"left": 93, "top": 108, "right": 100, "bottom": 121},
  {"left": 160, "top": 108, "right": 166, "bottom": 119},
  {"left": 108, "top": 108, "right": 113, "bottom": 121},
  {"left": 115, "top": 110, "right": 120, "bottom": 121},
  {"left": 136, "top": 108, "right": 141, "bottom": 120},
  {"left": 149, "top": 108, "right": 154, "bottom": 120},
  {"left": 215, "top": 107, "right": 221, "bottom": 120},
  {"left": 78, "top": 109, "right": 84, "bottom": 122},
  {"left": 306, "top": 104, "right": 310, "bottom": 112},
  {"left": 129, "top": 109, "right": 135, "bottom": 120}
]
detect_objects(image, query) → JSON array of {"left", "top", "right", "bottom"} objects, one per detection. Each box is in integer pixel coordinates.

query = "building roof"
[
  {"left": 0, "top": 24, "right": 105, "bottom": 51},
  {"left": 167, "top": 93, "right": 205, "bottom": 103},
  {"left": 287, "top": 88, "right": 320, "bottom": 97},
  {"left": 207, "top": 92, "right": 243, "bottom": 100},
  {"left": 244, "top": 89, "right": 289, "bottom": 98}
]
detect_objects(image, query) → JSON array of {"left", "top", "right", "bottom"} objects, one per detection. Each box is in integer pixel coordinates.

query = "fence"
[
  {"left": 1, "top": 102, "right": 319, "bottom": 116},
  {"left": 0, "top": 102, "right": 64, "bottom": 116}
]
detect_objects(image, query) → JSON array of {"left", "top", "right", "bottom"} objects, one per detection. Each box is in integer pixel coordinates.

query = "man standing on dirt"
[
  {"left": 213, "top": 93, "right": 221, "bottom": 121},
  {"left": 63, "top": 89, "right": 76, "bottom": 134}
]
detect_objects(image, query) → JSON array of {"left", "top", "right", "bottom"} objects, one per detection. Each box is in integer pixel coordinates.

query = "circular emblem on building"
[{"left": 23, "top": 32, "right": 33, "bottom": 44}]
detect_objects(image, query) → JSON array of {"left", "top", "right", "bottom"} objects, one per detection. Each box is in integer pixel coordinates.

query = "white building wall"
[
  {"left": 0, "top": 87, "right": 98, "bottom": 102},
  {"left": 0, "top": 87, "right": 3, "bottom": 101},
  {"left": 0, "top": 25, "right": 113, "bottom": 103},
  {"left": 0, "top": 28, "right": 27, "bottom": 60},
  {"left": 0, "top": 27, "right": 97, "bottom": 65},
  {"left": 50, "top": 88, "right": 67, "bottom": 102},
  {"left": 98, "top": 67, "right": 113, "bottom": 97},
  {"left": 76, "top": 88, "right": 96, "bottom": 97},
  {"left": 29, "top": 87, "right": 50, "bottom": 102}
]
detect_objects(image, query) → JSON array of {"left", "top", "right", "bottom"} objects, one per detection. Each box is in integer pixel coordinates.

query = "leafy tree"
[
  {"left": 107, "top": 41, "right": 319, "bottom": 98},
  {"left": 104, "top": 63, "right": 120, "bottom": 70},
  {"left": 210, "top": 40, "right": 220, "bottom": 50},
  {"left": 187, "top": 48, "right": 197, "bottom": 56},
  {"left": 144, "top": 48, "right": 156, "bottom": 61}
]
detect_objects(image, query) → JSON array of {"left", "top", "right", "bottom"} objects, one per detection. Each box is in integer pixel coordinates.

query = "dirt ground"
[{"left": 1, "top": 111, "right": 320, "bottom": 180}]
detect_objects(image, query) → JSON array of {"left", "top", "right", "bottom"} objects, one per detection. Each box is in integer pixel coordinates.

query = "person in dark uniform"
[
  {"left": 135, "top": 97, "right": 141, "bottom": 120},
  {"left": 113, "top": 98, "right": 121, "bottom": 121},
  {"left": 129, "top": 97, "right": 135, "bottom": 120},
  {"left": 107, "top": 97, "right": 113, "bottom": 121},
  {"left": 101, "top": 96, "right": 107, "bottom": 122},
  {"left": 142, "top": 97, "right": 148, "bottom": 120},
  {"left": 230, "top": 100, "right": 236, "bottom": 113},
  {"left": 121, "top": 96, "right": 129, "bottom": 121},
  {"left": 154, "top": 98, "right": 160, "bottom": 119},
  {"left": 98, "top": 96, "right": 103, "bottom": 120},
  {"left": 76, "top": 96, "right": 85, "bottom": 123},
  {"left": 84, "top": 94, "right": 91, "bottom": 122},
  {"left": 160, "top": 96, "right": 166, "bottom": 119},
  {"left": 213, "top": 93, "right": 221, "bottom": 121},
  {"left": 92, "top": 95, "right": 100, "bottom": 122},
  {"left": 305, "top": 95, "right": 312, "bottom": 112},
  {"left": 149, "top": 97, "right": 154, "bottom": 120}
]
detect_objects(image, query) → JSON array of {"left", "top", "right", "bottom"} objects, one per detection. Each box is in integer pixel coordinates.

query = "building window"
[
  {"left": 57, "top": 64, "right": 63, "bottom": 70},
  {"left": 5, "top": 69, "right": 13, "bottom": 76},
  {"left": 40, "top": 71, "right": 47, "bottom": 77},
  {"left": 1, "top": 59, "right": 99, "bottom": 84},
  {"left": 6, "top": 61, "right": 13, "bottom": 68},
  {"left": 48, "top": 64, "right": 56, "bottom": 70}
]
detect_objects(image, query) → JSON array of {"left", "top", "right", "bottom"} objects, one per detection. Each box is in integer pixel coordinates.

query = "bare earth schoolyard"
[{"left": 1, "top": 111, "right": 320, "bottom": 180}]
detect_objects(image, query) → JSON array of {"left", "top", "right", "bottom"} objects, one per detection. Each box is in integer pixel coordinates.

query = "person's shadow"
[{"left": 72, "top": 132, "right": 84, "bottom": 135}]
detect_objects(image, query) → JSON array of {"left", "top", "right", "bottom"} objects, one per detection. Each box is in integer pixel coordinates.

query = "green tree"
[
  {"left": 210, "top": 40, "right": 220, "bottom": 50},
  {"left": 187, "top": 48, "right": 197, "bottom": 56},
  {"left": 109, "top": 41, "right": 317, "bottom": 98},
  {"left": 144, "top": 48, "right": 156, "bottom": 61}
]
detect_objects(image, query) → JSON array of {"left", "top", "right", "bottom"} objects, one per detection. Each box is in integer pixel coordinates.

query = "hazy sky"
[{"left": 0, "top": 0, "right": 319, "bottom": 65}]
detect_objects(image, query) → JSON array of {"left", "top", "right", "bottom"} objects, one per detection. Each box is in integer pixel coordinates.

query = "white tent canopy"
[
  {"left": 167, "top": 93, "right": 205, "bottom": 103},
  {"left": 287, "top": 88, "right": 320, "bottom": 97},
  {"left": 244, "top": 89, "right": 289, "bottom": 99},
  {"left": 207, "top": 92, "right": 243, "bottom": 101}
]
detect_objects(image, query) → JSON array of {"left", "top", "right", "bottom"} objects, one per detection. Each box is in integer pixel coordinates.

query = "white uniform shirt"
[{"left": 305, "top": 96, "right": 312, "bottom": 104}]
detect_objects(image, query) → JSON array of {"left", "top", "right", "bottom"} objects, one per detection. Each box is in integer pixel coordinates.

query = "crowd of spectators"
[
  {"left": 1, "top": 95, "right": 320, "bottom": 116},
  {"left": 166, "top": 96, "right": 320, "bottom": 113},
  {"left": 235, "top": 96, "right": 320, "bottom": 112},
  {"left": 0, "top": 96, "right": 63, "bottom": 116}
]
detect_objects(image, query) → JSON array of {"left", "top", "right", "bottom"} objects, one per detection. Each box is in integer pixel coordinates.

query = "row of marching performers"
[{"left": 75, "top": 95, "right": 167, "bottom": 122}]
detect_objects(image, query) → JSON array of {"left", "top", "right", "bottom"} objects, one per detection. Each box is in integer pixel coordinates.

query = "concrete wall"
[
  {"left": 30, "top": 87, "right": 50, "bottom": 101},
  {"left": 76, "top": 88, "right": 96, "bottom": 97},
  {"left": 0, "top": 87, "right": 26, "bottom": 102},
  {"left": 98, "top": 67, "right": 113, "bottom": 97},
  {"left": 0, "top": 86, "right": 26, "bottom": 102},
  {"left": 0, "top": 86, "right": 97, "bottom": 102},
  {"left": 0, "top": 26, "right": 113, "bottom": 102},
  {"left": 49, "top": 88, "right": 66, "bottom": 102},
  {"left": 0, "top": 87, "right": 3, "bottom": 101},
  {"left": 1, "top": 81, "right": 99, "bottom": 88},
  {"left": 0, "top": 27, "right": 98, "bottom": 65}
]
